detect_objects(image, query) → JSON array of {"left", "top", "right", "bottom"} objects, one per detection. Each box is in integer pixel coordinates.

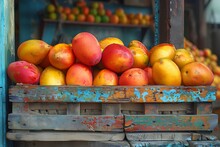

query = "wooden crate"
[{"left": 7, "top": 85, "right": 219, "bottom": 144}]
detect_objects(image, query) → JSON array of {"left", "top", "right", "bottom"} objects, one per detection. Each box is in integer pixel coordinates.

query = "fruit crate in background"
[{"left": 6, "top": 85, "right": 219, "bottom": 146}]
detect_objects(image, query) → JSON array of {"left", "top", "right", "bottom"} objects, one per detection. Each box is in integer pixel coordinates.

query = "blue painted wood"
[
  {"left": 0, "top": 0, "right": 15, "bottom": 147},
  {"left": 154, "top": 0, "right": 160, "bottom": 46},
  {"left": 9, "top": 85, "right": 216, "bottom": 103}
]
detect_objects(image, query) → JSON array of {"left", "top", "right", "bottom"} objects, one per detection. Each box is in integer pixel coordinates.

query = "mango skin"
[
  {"left": 181, "top": 62, "right": 214, "bottom": 86},
  {"left": 66, "top": 63, "right": 93, "bottom": 86},
  {"left": 17, "top": 40, "right": 51, "bottom": 65},
  {"left": 93, "top": 69, "right": 118, "bottom": 86},
  {"left": 149, "top": 43, "right": 176, "bottom": 66},
  {"left": 72, "top": 32, "right": 102, "bottom": 66},
  {"left": 7, "top": 61, "right": 40, "bottom": 84},
  {"left": 49, "top": 43, "right": 75, "bottom": 70},
  {"left": 40, "top": 66, "right": 66, "bottom": 86},
  {"left": 119, "top": 68, "right": 148, "bottom": 86},
  {"left": 152, "top": 58, "right": 181, "bottom": 86},
  {"left": 102, "top": 44, "right": 134, "bottom": 73}
]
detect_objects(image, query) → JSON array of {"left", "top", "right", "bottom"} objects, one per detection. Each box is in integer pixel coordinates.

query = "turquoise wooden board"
[
  {"left": 9, "top": 85, "right": 216, "bottom": 103},
  {"left": 8, "top": 114, "right": 124, "bottom": 132},
  {"left": 124, "top": 114, "right": 218, "bottom": 132},
  {"left": 0, "top": 0, "right": 15, "bottom": 147}
]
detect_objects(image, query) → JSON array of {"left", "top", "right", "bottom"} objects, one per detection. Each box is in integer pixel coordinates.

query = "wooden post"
[
  {"left": 0, "top": 0, "right": 15, "bottom": 147},
  {"left": 155, "top": 0, "right": 184, "bottom": 48}
]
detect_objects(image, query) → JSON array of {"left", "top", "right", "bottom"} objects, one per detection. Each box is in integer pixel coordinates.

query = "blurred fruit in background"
[
  {"left": 184, "top": 38, "right": 220, "bottom": 99},
  {"left": 44, "top": 1, "right": 154, "bottom": 26},
  {"left": 110, "top": 15, "right": 119, "bottom": 24},
  {"left": 47, "top": 4, "right": 55, "bottom": 13}
]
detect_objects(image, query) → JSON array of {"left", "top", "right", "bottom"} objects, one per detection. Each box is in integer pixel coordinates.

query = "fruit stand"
[{"left": 1, "top": 0, "right": 220, "bottom": 147}]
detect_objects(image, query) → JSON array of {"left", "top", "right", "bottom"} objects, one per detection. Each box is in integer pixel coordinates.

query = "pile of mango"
[
  {"left": 7, "top": 32, "right": 214, "bottom": 88},
  {"left": 184, "top": 38, "right": 220, "bottom": 99}
]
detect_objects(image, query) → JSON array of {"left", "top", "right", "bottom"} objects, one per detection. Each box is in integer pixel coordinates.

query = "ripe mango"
[
  {"left": 17, "top": 40, "right": 51, "bottom": 65},
  {"left": 7, "top": 61, "right": 40, "bottom": 84},
  {"left": 152, "top": 58, "right": 181, "bottom": 86},
  {"left": 181, "top": 62, "right": 214, "bottom": 86}
]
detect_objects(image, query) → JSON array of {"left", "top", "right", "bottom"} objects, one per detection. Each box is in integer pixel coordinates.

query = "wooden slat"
[
  {"left": 6, "top": 131, "right": 125, "bottom": 141},
  {"left": 9, "top": 85, "right": 216, "bottom": 103},
  {"left": 80, "top": 103, "right": 101, "bottom": 115},
  {"left": 67, "top": 103, "right": 80, "bottom": 115},
  {"left": 144, "top": 103, "right": 193, "bottom": 114},
  {"left": 121, "top": 104, "right": 144, "bottom": 115},
  {"left": 124, "top": 114, "right": 218, "bottom": 132},
  {"left": 188, "top": 140, "right": 220, "bottom": 146},
  {"left": 126, "top": 132, "right": 202, "bottom": 141},
  {"left": 195, "top": 102, "right": 212, "bottom": 114},
  {"left": 13, "top": 141, "right": 130, "bottom": 147},
  {"left": 8, "top": 114, "right": 123, "bottom": 132},
  {"left": 129, "top": 140, "right": 189, "bottom": 147},
  {"left": 102, "top": 104, "right": 121, "bottom": 115}
]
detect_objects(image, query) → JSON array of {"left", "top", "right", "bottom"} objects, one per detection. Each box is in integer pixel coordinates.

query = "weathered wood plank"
[
  {"left": 124, "top": 114, "right": 218, "bottom": 132},
  {"left": 129, "top": 140, "right": 189, "bottom": 147},
  {"left": 6, "top": 131, "right": 125, "bottom": 141},
  {"left": 9, "top": 85, "right": 216, "bottom": 103},
  {"left": 121, "top": 104, "right": 144, "bottom": 115},
  {"left": 80, "top": 103, "right": 101, "bottom": 115},
  {"left": 67, "top": 103, "right": 80, "bottom": 115},
  {"left": 195, "top": 102, "right": 212, "bottom": 114},
  {"left": 144, "top": 103, "right": 193, "bottom": 114},
  {"left": 126, "top": 132, "right": 202, "bottom": 141},
  {"left": 188, "top": 140, "right": 220, "bottom": 146},
  {"left": 8, "top": 114, "right": 123, "bottom": 132},
  {"left": 159, "top": 0, "right": 184, "bottom": 48},
  {"left": 102, "top": 104, "right": 121, "bottom": 115},
  {"left": 13, "top": 141, "right": 130, "bottom": 147}
]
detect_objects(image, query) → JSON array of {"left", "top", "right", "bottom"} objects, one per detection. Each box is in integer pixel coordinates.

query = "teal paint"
[
  {"left": 154, "top": 0, "right": 160, "bottom": 45},
  {"left": 193, "top": 120, "right": 204, "bottom": 128},
  {"left": 141, "top": 92, "right": 148, "bottom": 102},
  {"left": 134, "top": 88, "right": 141, "bottom": 100},
  {"left": 0, "top": 0, "right": 15, "bottom": 147},
  {"left": 9, "top": 86, "right": 217, "bottom": 103}
]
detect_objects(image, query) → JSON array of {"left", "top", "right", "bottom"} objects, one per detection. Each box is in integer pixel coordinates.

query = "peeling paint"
[{"left": 9, "top": 85, "right": 217, "bottom": 103}]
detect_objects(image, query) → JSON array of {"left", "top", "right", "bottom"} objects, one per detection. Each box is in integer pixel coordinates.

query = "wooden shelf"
[{"left": 43, "top": 18, "right": 150, "bottom": 29}]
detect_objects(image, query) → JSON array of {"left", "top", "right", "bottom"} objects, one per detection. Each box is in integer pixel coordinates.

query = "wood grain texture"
[
  {"left": 8, "top": 114, "right": 123, "bottom": 132},
  {"left": 129, "top": 140, "right": 189, "bottom": 147},
  {"left": 126, "top": 132, "right": 202, "bottom": 141},
  {"left": 124, "top": 114, "right": 218, "bottom": 132},
  {"left": 7, "top": 131, "right": 125, "bottom": 141},
  {"left": 13, "top": 141, "right": 130, "bottom": 147},
  {"left": 9, "top": 85, "right": 216, "bottom": 103},
  {"left": 0, "top": 0, "right": 15, "bottom": 146},
  {"left": 188, "top": 140, "right": 220, "bottom": 146}
]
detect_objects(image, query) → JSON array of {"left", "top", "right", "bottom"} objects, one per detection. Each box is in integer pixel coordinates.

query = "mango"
[
  {"left": 102, "top": 44, "right": 134, "bottom": 73},
  {"left": 129, "top": 46, "right": 149, "bottom": 69},
  {"left": 7, "top": 61, "right": 40, "bottom": 84},
  {"left": 150, "top": 43, "right": 176, "bottom": 66},
  {"left": 128, "top": 40, "right": 149, "bottom": 56},
  {"left": 93, "top": 69, "right": 118, "bottom": 86},
  {"left": 72, "top": 32, "right": 102, "bottom": 66},
  {"left": 152, "top": 58, "right": 181, "bottom": 86},
  {"left": 99, "top": 37, "right": 124, "bottom": 51},
  {"left": 17, "top": 40, "right": 51, "bottom": 65},
  {"left": 181, "top": 62, "right": 214, "bottom": 86},
  {"left": 40, "top": 66, "right": 66, "bottom": 85},
  {"left": 119, "top": 68, "right": 148, "bottom": 86},
  {"left": 173, "top": 48, "right": 194, "bottom": 69},
  {"left": 49, "top": 43, "right": 75, "bottom": 70},
  {"left": 66, "top": 63, "right": 93, "bottom": 86}
]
